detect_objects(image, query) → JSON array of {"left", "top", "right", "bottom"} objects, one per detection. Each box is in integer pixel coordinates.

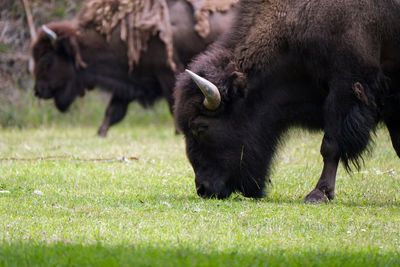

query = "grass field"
[{"left": 1, "top": 92, "right": 400, "bottom": 266}]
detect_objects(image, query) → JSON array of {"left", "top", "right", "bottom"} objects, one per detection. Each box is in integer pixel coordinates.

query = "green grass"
[{"left": 1, "top": 93, "right": 400, "bottom": 266}]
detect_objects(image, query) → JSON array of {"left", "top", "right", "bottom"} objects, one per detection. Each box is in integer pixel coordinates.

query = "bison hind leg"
[
  {"left": 384, "top": 93, "right": 400, "bottom": 157},
  {"left": 388, "top": 124, "right": 400, "bottom": 157}
]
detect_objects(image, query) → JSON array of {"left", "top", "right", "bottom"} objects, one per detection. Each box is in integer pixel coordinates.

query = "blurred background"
[{"left": 0, "top": 0, "right": 170, "bottom": 130}]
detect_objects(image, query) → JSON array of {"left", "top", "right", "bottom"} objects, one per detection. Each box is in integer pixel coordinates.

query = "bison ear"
[{"left": 229, "top": 71, "right": 248, "bottom": 98}]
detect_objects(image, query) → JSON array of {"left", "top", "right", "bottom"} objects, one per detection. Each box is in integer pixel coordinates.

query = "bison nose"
[
  {"left": 34, "top": 83, "right": 54, "bottom": 99},
  {"left": 196, "top": 179, "right": 230, "bottom": 199},
  {"left": 196, "top": 180, "right": 212, "bottom": 198}
]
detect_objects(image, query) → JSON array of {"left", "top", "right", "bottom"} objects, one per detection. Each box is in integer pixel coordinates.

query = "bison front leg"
[
  {"left": 304, "top": 135, "right": 340, "bottom": 203},
  {"left": 98, "top": 95, "right": 130, "bottom": 137},
  {"left": 305, "top": 67, "right": 380, "bottom": 203}
]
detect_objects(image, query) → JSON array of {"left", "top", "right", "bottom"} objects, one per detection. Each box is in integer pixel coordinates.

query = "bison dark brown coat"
[
  {"left": 32, "top": 0, "right": 236, "bottom": 136},
  {"left": 174, "top": 0, "right": 400, "bottom": 202}
]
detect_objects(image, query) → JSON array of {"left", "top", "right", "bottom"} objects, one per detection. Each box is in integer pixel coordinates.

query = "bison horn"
[
  {"left": 42, "top": 25, "right": 57, "bottom": 41},
  {"left": 185, "top": 69, "right": 221, "bottom": 110}
]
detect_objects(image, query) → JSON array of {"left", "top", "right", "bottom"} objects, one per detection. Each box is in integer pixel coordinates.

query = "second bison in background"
[
  {"left": 174, "top": 0, "right": 400, "bottom": 202},
  {"left": 32, "top": 0, "right": 237, "bottom": 136}
]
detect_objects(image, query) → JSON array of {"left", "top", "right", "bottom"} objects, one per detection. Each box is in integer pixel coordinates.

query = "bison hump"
[{"left": 78, "top": 0, "right": 175, "bottom": 72}]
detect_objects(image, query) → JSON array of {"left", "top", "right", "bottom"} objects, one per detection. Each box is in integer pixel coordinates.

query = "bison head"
[
  {"left": 174, "top": 49, "right": 270, "bottom": 199},
  {"left": 32, "top": 23, "right": 87, "bottom": 112}
]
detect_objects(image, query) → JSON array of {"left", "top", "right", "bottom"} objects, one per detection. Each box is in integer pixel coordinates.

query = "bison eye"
[
  {"left": 192, "top": 124, "right": 208, "bottom": 138},
  {"left": 190, "top": 118, "right": 209, "bottom": 139}
]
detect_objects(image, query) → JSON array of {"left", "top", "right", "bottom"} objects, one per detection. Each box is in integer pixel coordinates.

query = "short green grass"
[{"left": 1, "top": 93, "right": 400, "bottom": 266}]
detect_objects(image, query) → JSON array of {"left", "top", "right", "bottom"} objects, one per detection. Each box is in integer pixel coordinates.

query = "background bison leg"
[
  {"left": 304, "top": 135, "right": 340, "bottom": 203},
  {"left": 156, "top": 70, "right": 175, "bottom": 116},
  {"left": 98, "top": 95, "right": 130, "bottom": 137},
  {"left": 156, "top": 69, "right": 180, "bottom": 133}
]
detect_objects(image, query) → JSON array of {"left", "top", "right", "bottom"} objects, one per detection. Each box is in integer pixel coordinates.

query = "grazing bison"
[
  {"left": 174, "top": 0, "right": 400, "bottom": 202},
  {"left": 32, "top": 0, "right": 237, "bottom": 136}
]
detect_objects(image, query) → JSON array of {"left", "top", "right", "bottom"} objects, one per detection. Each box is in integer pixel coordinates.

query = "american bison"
[
  {"left": 32, "top": 0, "right": 237, "bottom": 136},
  {"left": 174, "top": 0, "right": 400, "bottom": 202}
]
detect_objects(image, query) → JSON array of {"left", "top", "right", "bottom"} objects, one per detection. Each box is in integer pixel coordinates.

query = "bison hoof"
[
  {"left": 304, "top": 189, "right": 329, "bottom": 203},
  {"left": 97, "top": 128, "right": 108, "bottom": 137}
]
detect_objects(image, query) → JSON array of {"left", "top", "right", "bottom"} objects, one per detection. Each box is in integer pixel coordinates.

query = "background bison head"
[
  {"left": 174, "top": 48, "right": 270, "bottom": 199},
  {"left": 32, "top": 22, "right": 87, "bottom": 112}
]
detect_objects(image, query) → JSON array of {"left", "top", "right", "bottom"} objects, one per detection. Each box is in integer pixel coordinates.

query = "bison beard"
[{"left": 174, "top": 0, "right": 400, "bottom": 202}]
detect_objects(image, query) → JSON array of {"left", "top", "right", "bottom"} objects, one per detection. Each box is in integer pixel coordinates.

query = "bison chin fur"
[
  {"left": 185, "top": 112, "right": 274, "bottom": 200},
  {"left": 191, "top": 141, "right": 271, "bottom": 200},
  {"left": 194, "top": 170, "right": 267, "bottom": 199},
  {"left": 54, "top": 84, "right": 79, "bottom": 112}
]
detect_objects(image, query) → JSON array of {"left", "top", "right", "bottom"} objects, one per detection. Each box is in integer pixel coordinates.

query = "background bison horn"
[
  {"left": 185, "top": 69, "right": 221, "bottom": 110},
  {"left": 42, "top": 25, "right": 57, "bottom": 42}
]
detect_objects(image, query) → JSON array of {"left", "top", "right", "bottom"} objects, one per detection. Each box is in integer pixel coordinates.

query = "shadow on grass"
[
  {"left": 256, "top": 197, "right": 400, "bottom": 208},
  {"left": 264, "top": 196, "right": 400, "bottom": 208},
  {"left": 334, "top": 199, "right": 400, "bottom": 208},
  {"left": 136, "top": 191, "right": 400, "bottom": 209},
  {"left": 1, "top": 242, "right": 399, "bottom": 266}
]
